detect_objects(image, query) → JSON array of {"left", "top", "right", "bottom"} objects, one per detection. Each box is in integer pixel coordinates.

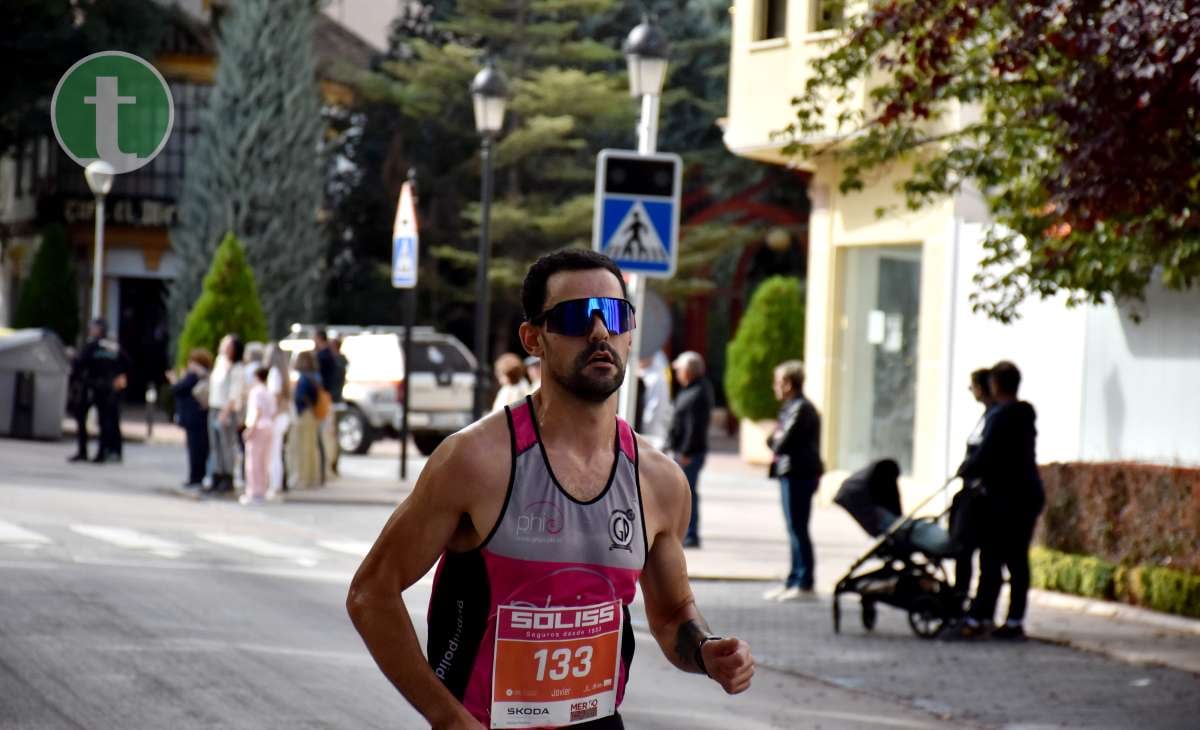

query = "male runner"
[{"left": 348, "top": 249, "right": 754, "bottom": 729}]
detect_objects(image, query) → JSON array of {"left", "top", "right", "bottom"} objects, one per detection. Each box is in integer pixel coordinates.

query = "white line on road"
[
  {"left": 198, "top": 532, "right": 320, "bottom": 567},
  {"left": 0, "top": 520, "right": 53, "bottom": 547},
  {"left": 70, "top": 524, "right": 187, "bottom": 559},
  {"left": 316, "top": 539, "right": 373, "bottom": 557}
]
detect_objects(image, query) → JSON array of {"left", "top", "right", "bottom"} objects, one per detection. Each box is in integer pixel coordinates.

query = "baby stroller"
[{"left": 832, "top": 459, "right": 963, "bottom": 639}]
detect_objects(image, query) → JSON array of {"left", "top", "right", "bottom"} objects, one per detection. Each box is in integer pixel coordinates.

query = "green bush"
[
  {"left": 13, "top": 224, "right": 80, "bottom": 345},
  {"left": 1030, "top": 546, "right": 1200, "bottom": 617},
  {"left": 724, "top": 276, "right": 805, "bottom": 420},
  {"left": 174, "top": 232, "right": 268, "bottom": 367}
]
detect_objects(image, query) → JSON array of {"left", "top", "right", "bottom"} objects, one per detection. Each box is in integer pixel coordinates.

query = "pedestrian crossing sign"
[
  {"left": 593, "top": 149, "right": 681, "bottom": 278},
  {"left": 392, "top": 181, "right": 418, "bottom": 288}
]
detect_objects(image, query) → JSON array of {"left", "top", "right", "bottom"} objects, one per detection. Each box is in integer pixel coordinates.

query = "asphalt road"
[
  {"left": 2, "top": 438, "right": 1197, "bottom": 729},
  {"left": 0, "top": 441, "right": 956, "bottom": 730}
]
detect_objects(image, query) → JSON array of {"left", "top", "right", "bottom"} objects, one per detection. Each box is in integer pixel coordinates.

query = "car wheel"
[
  {"left": 412, "top": 431, "right": 445, "bottom": 456},
  {"left": 338, "top": 407, "right": 374, "bottom": 455}
]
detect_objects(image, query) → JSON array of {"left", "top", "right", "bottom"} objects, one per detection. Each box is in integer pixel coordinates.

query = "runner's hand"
[{"left": 701, "top": 637, "right": 754, "bottom": 694}]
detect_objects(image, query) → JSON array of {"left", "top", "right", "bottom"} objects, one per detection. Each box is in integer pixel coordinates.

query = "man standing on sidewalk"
[
  {"left": 764, "top": 360, "right": 824, "bottom": 602},
  {"left": 67, "top": 318, "right": 129, "bottom": 464},
  {"left": 948, "top": 361, "right": 1045, "bottom": 640},
  {"left": 667, "top": 351, "right": 713, "bottom": 548}
]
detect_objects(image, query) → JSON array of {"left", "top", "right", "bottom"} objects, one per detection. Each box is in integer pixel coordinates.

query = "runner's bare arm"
[
  {"left": 636, "top": 445, "right": 755, "bottom": 694},
  {"left": 346, "top": 419, "right": 508, "bottom": 729}
]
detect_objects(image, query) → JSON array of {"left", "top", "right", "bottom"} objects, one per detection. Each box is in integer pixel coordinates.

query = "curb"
[{"left": 1029, "top": 588, "right": 1200, "bottom": 636}]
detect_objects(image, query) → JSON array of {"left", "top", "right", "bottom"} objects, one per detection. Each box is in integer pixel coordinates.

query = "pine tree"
[
  {"left": 168, "top": 0, "right": 325, "bottom": 344},
  {"left": 12, "top": 224, "right": 80, "bottom": 345},
  {"left": 175, "top": 233, "right": 268, "bottom": 368},
  {"left": 724, "top": 276, "right": 805, "bottom": 421}
]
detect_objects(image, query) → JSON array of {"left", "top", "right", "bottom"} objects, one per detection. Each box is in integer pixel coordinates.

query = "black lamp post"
[{"left": 470, "top": 59, "right": 508, "bottom": 420}]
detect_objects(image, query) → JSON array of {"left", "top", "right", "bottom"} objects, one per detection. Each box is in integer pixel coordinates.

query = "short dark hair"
[
  {"left": 970, "top": 368, "right": 992, "bottom": 392},
  {"left": 522, "top": 248, "right": 629, "bottom": 321},
  {"left": 314, "top": 328, "right": 328, "bottom": 342},
  {"left": 990, "top": 360, "right": 1021, "bottom": 396}
]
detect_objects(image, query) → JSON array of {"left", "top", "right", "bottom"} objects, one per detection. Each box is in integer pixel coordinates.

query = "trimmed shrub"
[
  {"left": 174, "top": 232, "right": 268, "bottom": 367},
  {"left": 1030, "top": 546, "right": 1200, "bottom": 617},
  {"left": 13, "top": 224, "right": 80, "bottom": 345},
  {"left": 724, "top": 276, "right": 805, "bottom": 420},
  {"left": 1038, "top": 462, "right": 1200, "bottom": 574}
]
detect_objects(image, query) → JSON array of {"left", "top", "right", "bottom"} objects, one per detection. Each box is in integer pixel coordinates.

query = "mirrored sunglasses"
[{"left": 531, "top": 297, "right": 637, "bottom": 337}]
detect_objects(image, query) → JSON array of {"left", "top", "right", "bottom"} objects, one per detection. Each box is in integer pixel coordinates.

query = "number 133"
[{"left": 533, "top": 645, "right": 593, "bottom": 681}]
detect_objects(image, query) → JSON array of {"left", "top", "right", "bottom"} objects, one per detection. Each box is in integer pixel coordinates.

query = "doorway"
[
  {"left": 117, "top": 278, "right": 169, "bottom": 404},
  {"left": 835, "top": 246, "right": 922, "bottom": 474}
]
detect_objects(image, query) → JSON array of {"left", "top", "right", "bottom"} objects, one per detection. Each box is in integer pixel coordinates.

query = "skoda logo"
[{"left": 609, "top": 509, "right": 634, "bottom": 552}]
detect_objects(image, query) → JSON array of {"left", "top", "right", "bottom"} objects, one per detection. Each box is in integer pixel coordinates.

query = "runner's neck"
[{"left": 530, "top": 388, "right": 618, "bottom": 454}]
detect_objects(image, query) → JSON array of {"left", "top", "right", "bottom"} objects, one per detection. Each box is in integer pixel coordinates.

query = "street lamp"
[
  {"left": 470, "top": 59, "right": 508, "bottom": 420},
  {"left": 84, "top": 160, "right": 115, "bottom": 320},
  {"left": 617, "top": 16, "right": 669, "bottom": 425}
]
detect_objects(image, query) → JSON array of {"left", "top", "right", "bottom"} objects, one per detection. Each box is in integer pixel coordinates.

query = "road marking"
[
  {"left": 0, "top": 520, "right": 53, "bottom": 547},
  {"left": 198, "top": 532, "right": 320, "bottom": 567},
  {"left": 316, "top": 539, "right": 372, "bottom": 557},
  {"left": 70, "top": 524, "right": 186, "bottom": 558}
]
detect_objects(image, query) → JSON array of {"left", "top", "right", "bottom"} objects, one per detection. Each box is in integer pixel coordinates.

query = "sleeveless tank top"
[{"left": 426, "top": 396, "right": 647, "bottom": 728}]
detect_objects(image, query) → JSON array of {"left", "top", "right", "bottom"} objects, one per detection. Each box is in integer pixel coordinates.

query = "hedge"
[
  {"left": 1038, "top": 462, "right": 1200, "bottom": 574},
  {"left": 1030, "top": 547, "right": 1200, "bottom": 618}
]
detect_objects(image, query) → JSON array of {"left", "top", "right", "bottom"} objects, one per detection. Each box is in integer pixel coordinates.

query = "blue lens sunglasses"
[{"left": 530, "top": 297, "right": 637, "bottom": 337}]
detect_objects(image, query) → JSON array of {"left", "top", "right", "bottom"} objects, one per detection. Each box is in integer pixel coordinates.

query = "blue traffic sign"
[
  {"left": 392, "top": 234, "right": 417, "bottom": 287},
  {"left": 391, "top": 181, "right": 418, "bottom": 289},
  {"left": 593, "top": 149, "right": 681, "bottom": 278}
]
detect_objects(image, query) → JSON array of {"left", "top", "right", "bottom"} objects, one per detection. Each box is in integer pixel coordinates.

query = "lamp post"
[
  {"left": 617, "top": 15, "right": 669, "bottom": 426},
  {"left": 84, "top": 160, "right": 115, "bottom": 320},
  {"left": 470, "top": 59, "right": 509, "bottom": 421}
]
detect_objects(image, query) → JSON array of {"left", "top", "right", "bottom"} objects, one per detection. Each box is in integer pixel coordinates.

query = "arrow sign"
[
  {"left": 392, "top": 181, "right": 418, "bottom": 288},
  {"left": 592, "top": 149, "right": 681, "bottom": 278}
]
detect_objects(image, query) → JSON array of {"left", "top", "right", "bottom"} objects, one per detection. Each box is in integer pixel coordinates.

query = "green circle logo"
[{"left": 51, "top": 51, "right": 174, "bottom": 174}]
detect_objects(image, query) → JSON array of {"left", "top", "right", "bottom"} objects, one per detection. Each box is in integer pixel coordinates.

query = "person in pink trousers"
[{"left": 241, "top": 367, "right": 275, "bottom": 505}]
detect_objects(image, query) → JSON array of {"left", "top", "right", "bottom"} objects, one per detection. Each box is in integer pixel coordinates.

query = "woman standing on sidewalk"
[
  {"left": 263, "top": 343, "right": 292, "bottom": 498},
  {"left": 287, "top": 350, "right": 322, "bottom": 489},
  {"left": 241, "top": 366, "right": 275, "bottom": 505},
  {"left": 764, "top": 360, "right": 824, "bottom": 603}
]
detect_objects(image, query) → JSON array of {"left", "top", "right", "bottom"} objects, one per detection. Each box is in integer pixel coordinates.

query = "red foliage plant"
[{"left": 1038, "top": 462, "right": 1200, "bottom": 575}]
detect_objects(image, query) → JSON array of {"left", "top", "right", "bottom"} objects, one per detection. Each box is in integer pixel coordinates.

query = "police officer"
[{"left": 70, "top": 318, "right": 129, "bottom": 464}]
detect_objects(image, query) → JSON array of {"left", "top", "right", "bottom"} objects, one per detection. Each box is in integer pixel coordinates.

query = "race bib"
[{"left": 491, "top": 600, "right": 623, "bottom": 728}]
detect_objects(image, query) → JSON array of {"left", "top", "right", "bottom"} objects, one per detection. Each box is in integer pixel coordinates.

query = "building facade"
[
  {"left": 0, "top": 0, "right": 375, "bottom": 401},
  {"left": 723, "top": 0, "right": 1200, "bottom": 492}
]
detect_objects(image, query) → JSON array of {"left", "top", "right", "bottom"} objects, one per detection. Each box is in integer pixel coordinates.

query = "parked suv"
[{"left": 279, "top": 325, "right": 477, "bottom": 456}]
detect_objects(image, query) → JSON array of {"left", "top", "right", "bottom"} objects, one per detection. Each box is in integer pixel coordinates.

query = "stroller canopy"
[{"left": 834, "top": 459, "right": 902, "bottom": 537}]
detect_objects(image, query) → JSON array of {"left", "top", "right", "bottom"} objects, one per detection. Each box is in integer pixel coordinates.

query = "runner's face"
[{"left": 538, "top": 269, "right": 629, "bottom": 403}]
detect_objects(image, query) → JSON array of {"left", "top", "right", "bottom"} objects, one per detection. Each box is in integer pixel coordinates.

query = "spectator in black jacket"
[
  {"left": 667, "top": 351, "right": 713, "bottom": 548},
  {"left": 765, "top": 360, "right": 824, "bottom": 602},
  {"left": 949, "top": 367, "right": 997, "bottom": 605},
  {"left": 948, "top": 361, "right": 1045, "bottom": 641},
  {"left": 167, "top": 348, "right": 213, "bottom": 489}
]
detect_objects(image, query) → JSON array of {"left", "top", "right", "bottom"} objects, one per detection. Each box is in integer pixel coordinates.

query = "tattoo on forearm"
[{"left": 673, "top": 619, "right": 711, "bottom": 673}]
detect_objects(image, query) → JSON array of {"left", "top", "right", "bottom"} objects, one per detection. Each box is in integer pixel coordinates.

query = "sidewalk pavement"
[{"left": 60, "top": 413, "right": 1200, "bottom": 677}]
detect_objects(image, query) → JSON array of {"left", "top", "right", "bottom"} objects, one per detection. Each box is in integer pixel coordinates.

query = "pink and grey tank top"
[{"left": 426, "top": 396, "right": 647, "bottom": 729}]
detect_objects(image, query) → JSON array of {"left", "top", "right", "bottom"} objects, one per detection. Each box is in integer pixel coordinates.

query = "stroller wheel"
[
  {"left": 907, "top": 594, "right": 945, "bottom": 639},
  {"left": 861, "top": 600, "right": 877, "bottom": 631},
  {"left": 832, "top": 596, "right": 841, "bottom": 634}
]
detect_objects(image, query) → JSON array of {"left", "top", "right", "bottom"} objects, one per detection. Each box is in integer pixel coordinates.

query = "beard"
[{"left": 552, "top": 342, "right": 626, "bottom": 403}]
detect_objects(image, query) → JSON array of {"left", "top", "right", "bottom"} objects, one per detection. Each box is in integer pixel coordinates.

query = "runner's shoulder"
[
  {"left": 422, "top": 408, "right": 513, "bottom": 499},
  {"left": 633, "top": 434, "right": 689, "bottom": 509}
]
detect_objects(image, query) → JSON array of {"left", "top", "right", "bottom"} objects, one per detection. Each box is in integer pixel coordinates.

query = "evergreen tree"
[
  {"left": 175, "top": 233, "right": 268, "bottom": 368},
  {"left": 168, "top": 0, "right": 325, "bottom": 343},
  {"left": 12, "top": 224, "right": 80, "bottom": 345},
  {"left": 724, "top": 276, "right": 805, "bottom": 421}
]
